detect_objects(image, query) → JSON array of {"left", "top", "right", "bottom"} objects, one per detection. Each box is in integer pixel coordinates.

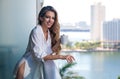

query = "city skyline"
[{"left": 43, "top": 0, "right": 120, "bottom": 25}]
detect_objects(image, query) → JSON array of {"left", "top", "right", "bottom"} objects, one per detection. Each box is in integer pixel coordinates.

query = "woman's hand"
[{"left": 60, "top": 55, "right": 75, "bottom": 63}]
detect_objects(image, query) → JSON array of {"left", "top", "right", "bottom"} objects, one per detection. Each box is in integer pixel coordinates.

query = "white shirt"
[{"left": 14, "top": 25, "right": 61, "bottom": 79}]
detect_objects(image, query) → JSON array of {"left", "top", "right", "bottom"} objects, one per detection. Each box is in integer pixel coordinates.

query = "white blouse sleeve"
[{"left": 30, "top": 29, "right": 47, "bottom": 62}]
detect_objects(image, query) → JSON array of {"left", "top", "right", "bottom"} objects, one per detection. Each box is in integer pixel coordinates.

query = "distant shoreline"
[{"left": 61, "top": 49, "right": 119, "bottom": 53}]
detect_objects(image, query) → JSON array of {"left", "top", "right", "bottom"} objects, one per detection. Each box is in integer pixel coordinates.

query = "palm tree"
[
  {"left": 118, "top": 76, "right": 120, "bottom": 79},
  {"left": 59, "top": 63, "right": 85, "bottom": 79}
]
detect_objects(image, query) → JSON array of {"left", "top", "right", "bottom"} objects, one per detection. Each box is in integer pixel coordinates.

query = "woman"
[{"left": 14, "top": 6, "right": 75, "bottom": 79}]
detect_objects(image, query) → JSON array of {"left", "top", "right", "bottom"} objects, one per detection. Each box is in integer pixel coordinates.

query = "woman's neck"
[{"left": 41, "top": 25, "right": 48, "bottom": 33}]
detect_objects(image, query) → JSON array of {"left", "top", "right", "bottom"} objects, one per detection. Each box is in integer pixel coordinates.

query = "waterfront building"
[
  {"left": 102, "top": 19, "right": 120, "bottom": 49},
  {"left": 91, "top": 3, "right": 105, "bottom": 41}
]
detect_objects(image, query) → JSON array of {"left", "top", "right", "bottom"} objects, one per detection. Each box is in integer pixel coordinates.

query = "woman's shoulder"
[
  {"left": 29, "top": 25, "right": 42, "bottom": 37},
  {"left": 31, "top": 25, "right": 42, "bottom": 34}
]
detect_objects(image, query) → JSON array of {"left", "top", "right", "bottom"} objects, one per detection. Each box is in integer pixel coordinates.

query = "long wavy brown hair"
[{"left": 38, "top": 6, "right": 61, "bottom": 55}]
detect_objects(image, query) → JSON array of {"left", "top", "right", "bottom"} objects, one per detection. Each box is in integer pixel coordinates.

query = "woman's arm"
[{"left": 43, "top": 54, "right": 75, "bottom": 63}]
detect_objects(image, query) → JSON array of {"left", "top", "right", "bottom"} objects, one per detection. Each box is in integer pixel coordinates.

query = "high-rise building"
[
  {"left": 102, "top": 19, "right": 120, "bottom": 48},
  {"left": 91, "top": 3, "right": 105, "bottom": 41}
]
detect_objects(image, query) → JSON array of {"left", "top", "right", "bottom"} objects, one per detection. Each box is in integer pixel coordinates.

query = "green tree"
[
  {"left": 59, "top": 63, "right": 85, "bottom": 79},
  {"left": 118, "top": 76, "right": 120, "bottom": 79},
  {"left": 75, "top": 42, "right": 80, "bottom": 48}
]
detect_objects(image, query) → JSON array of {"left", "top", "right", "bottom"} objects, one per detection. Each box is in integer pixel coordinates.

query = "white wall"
[
  {"left": 0, "top": 0, "right": 37, "bottom": 79},
  {"left": 0, "top": 0, "right": 36, "bottom": 46}
]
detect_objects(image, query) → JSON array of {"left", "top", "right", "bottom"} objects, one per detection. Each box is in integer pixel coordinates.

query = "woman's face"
[{"left": 41, "top": 11, "right": 55, "bottom": 28}]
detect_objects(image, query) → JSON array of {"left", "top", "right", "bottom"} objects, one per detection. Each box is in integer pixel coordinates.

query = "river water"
[{"left": 55, "top": 51, "right": 120, "bottom": 79}]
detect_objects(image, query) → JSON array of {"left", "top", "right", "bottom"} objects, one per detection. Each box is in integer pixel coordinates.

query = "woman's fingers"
[{"left": 65, "top": 55, "right": 75, "bottom": 63}]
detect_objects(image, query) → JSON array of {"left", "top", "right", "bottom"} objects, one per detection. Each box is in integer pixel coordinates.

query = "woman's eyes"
[
  {"left": 45, "top": 16, "right": 55, "bottom": 20},
  {"left": 52, "top": 17, "right": 55, "bottom": 20},
  {"left": 45, "top": 16, "right": 49, "bottom": 18}
]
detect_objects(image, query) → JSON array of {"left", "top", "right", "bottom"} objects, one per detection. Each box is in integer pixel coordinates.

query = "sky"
[{"left": 43, "top": 0, "right": 120, "bottom": 25}]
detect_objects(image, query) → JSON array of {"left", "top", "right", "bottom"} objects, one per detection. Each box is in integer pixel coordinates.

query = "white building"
[
  {"left": 91, "top": 3, "right": 105, "bottom": 41},
  {"left": 102, "top": 19, "right": 120, "bottom": 48}
]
